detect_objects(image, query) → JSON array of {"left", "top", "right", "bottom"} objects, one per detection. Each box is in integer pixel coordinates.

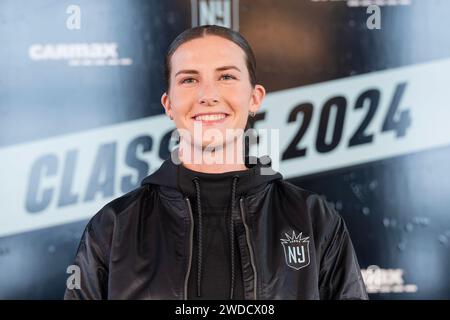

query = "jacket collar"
[{"left": 141, "top": 147, "right": 282, "bottom": 197}]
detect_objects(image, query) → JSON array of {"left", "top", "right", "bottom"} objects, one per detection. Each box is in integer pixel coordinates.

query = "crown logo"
[{"left": 280, "top": 230, "right": 309, "bottom": 244}]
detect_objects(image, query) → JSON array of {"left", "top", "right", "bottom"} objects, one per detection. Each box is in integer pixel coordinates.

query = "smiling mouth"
[{"left": 192, "top": 113, "right": 230, "bottom": 123}]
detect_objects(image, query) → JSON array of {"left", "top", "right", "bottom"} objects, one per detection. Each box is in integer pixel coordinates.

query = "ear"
[
  {"left": 249, "top": 84, "right": 266, "bottom": 114},
  {"left": 161, "top": 92, "right": 172, "bottom": 118}
]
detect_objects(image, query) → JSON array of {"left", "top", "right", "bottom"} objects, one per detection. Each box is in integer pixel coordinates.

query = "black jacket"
[{"left": 64, "top": 152, "right": 368, "bottom": 300}]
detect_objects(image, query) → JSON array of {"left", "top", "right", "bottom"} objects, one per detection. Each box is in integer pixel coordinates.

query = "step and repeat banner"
[{"left": 0, "top": 0, "right": 449, "bottom": 299}]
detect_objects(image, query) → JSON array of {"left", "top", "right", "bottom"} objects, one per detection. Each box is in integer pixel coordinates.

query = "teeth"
[{"left": 194, "top": 113, "right": 227, "bottom": 121}]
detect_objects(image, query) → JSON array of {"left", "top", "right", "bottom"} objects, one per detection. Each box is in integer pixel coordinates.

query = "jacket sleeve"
[
  {"left": 318, "top": 204, "right": 368, "bottom": 300},
  {"left": 64, "top": 219, "right": 109, "bottom": 300}
]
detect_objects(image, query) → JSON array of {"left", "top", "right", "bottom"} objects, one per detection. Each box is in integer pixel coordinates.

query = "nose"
[{"left": 198, "top": 81, "right": 219, "bottom": 106}]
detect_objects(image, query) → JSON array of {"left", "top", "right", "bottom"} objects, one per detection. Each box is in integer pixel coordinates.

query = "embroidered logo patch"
[{"left": 280, "top": 230, "right": 310, "bottom": 270}]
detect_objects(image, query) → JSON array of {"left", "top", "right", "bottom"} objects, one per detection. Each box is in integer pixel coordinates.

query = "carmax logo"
[
  {"left": 28, "top": 42, "right": 133, "bottom": 67},
  {"left": 361, "top": 265, "right": 418, "bottom": 294},
  {"left": 310, "top": 0, "right": 411, "bottom": 7}
]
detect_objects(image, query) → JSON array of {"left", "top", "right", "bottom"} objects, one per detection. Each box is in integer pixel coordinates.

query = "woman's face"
[{"left": 161, "top": 35, "right": 265, "bottom": 150}]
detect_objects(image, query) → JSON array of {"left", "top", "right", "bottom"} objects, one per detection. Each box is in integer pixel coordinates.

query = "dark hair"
[{"left": 164, "top": 25, "right": 257, "bottom": 93}]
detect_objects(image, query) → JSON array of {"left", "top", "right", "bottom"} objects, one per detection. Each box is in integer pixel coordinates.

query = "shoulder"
[
  {"left": 273, "top": 180, "right": 343, "bottom": 241},
  {"left": 274, "top": 180, "right": 337, "bottom": 216},
  {"left": 90, "top": 185, "right": 151, "bottom": 224},
  {"left": 83, "top": 185, "right": 155, "bottom": 247}
]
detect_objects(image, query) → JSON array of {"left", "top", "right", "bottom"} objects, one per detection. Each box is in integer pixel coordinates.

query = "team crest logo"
[
  {"left": 280, "top": 230, "right": 310, "bottom": 270},
  {"left": 190, "top": 0, "right": 240, "bottom": 30}
]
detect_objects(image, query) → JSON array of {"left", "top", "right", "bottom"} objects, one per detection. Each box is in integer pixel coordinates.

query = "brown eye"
[{"left": 181, "top": 78, "right": 196, "bottom": 84}]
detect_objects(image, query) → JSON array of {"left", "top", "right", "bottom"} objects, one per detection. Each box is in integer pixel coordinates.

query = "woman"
[{"left": 64, "top": 25, "right": 368, "bottom": 300}]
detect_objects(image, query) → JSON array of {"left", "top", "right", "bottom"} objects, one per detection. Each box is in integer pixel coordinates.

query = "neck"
[{"left": 178, "top": 140, "right": 247, "bottom": 174}]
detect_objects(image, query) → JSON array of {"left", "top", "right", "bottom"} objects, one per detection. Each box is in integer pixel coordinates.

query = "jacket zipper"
[
  {"left": 184, "top": 197, "right": 195, "bottom": 300},
  {"left": 239, "top": 197, "right": 258, "bottom": 300}
]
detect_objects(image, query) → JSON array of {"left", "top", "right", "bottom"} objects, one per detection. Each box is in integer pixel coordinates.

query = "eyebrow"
[{"left": 174, "top": 65, "right": 241, "bottom": 77}]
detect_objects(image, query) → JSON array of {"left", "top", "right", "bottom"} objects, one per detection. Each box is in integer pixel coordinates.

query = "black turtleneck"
[{"left": 177, "top": 164, "right": 253, "bottom": 300}]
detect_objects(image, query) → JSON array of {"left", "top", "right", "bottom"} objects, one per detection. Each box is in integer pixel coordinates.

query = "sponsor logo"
[
  {"left": 310, "top": 0, "right": 411, "bottom": 7},
  {"left": 28, "top": 42, "right": 133, "bottom": 67},
  {"left": 191, "top": 0, "right": 240, "bottom": 30},
  {"left": 281, "top": 230, "right": 311, "bottom": 270},
  {"left": 361, "top": 265, "right": 418, "bottom": 293}
]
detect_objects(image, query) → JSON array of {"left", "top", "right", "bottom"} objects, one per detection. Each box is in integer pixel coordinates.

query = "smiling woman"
[
  {"left": 160, "top": 26, "right": 266, "bottom": 173},
  {"left": 64, "top": 25, "right": 368, "bottom": 301}
]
